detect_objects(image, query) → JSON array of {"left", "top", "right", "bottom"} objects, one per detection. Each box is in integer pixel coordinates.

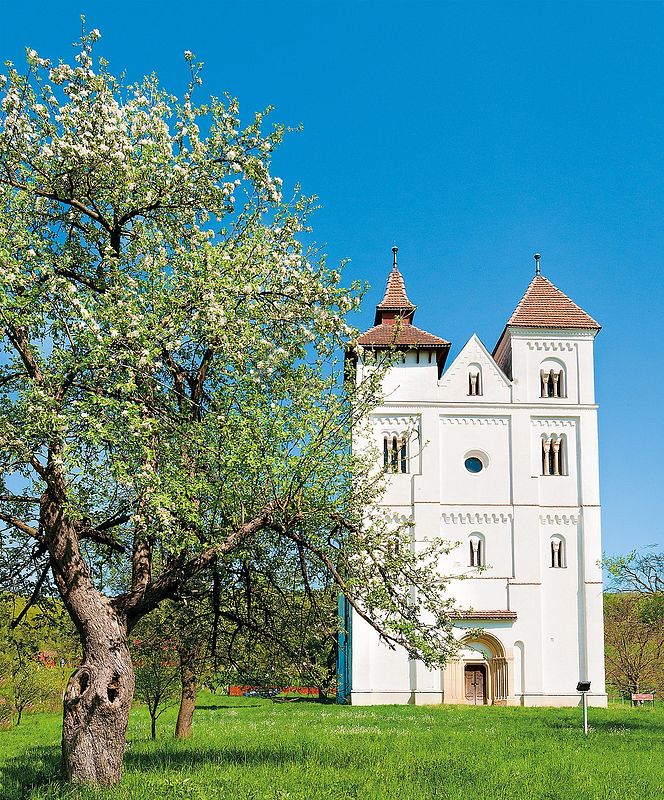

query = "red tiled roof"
[
  {"left": 506, "top": 274, "right": 600, "bottom": 329},
  {"left": 354, "top": 249, "right": 450, "bottom": 362},
  {"left": 451, "top": 610, "right": 518, "bottom": 621},
  {"left": 357, "top": 322, "right": 450, "bottom": 349},
  {"left": 376, "top": 266, "right": 416, "bottom": 312}
]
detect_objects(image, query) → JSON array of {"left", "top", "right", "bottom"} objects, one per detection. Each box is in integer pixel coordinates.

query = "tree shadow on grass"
[
  {"left": 123, "top": 741, "right": 356, "bottom": 774},
  {"left": 1, "top": 740, "right": 360, "bottom": 799},
  {"left": 273, "top": 696, "right": 335, "bottom": 704},
  {"left": 542, "top": 712, "right": 659, "bottom": 735},
  {"left": 0, "top": 743, "right": 64, "bottom": 800},
  {"left": 195, "top": 703, "right": 262, "bottom": 710}
]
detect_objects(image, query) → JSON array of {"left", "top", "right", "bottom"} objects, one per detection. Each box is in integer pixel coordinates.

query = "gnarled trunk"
[
  {"left": 175, "top": 645, "right": 198, "bottom": 739},
  {"left": 61, "top": 604, "right": 134, "bottom": 785},
  {"left": 42, "top": 487, "right": 136, "bottom": 786}
]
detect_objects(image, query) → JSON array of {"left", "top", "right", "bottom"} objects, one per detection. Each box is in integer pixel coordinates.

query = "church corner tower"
[
  {"left": 347, "top": 249, "right": 607, "bottom": 709},
  {"left": 355, "top": 246, "right": 451, "bottom": 384},
  {"left": 492, "top": 254, "right": 601, "bottom": 405}
]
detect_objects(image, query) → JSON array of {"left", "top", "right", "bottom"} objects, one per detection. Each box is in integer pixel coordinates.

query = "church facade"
[{"left": 344, "top": 249, "right": 607, "bottom": 707}]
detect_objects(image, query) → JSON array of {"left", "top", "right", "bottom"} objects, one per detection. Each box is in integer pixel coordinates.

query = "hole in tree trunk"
[
  {"left": 107, "top": 675, "right": 120, "bottom": 703},
  {"left": 78, "top": 671, "right": 90, "bottom": 695}
]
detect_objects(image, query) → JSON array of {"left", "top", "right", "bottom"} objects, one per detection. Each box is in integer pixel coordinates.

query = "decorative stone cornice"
[
  {"left": 386, "top": 512, "right": 413, "bottom": 525},
  {"left": 442, "top": 511, "right": 513, "bottom": 524},
  {"left": 510, "top": 327, "right": 597, "bottom": 341},
  {"left": 440, "top": 416, "right": 509, "bottom": 426},
  {"left": 539, "top": 511, "right": 581, "bottom": 525},
  {"left": 531, "top": 417, "right": 576, "bottom": 429},
  {"left": 372, "top": 415, "right": 420, "bottom": 429},
  {"left": 525, "top": 340, "right": 575, "bottom": 352}
]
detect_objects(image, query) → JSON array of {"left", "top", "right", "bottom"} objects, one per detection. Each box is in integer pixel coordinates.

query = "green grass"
[{"left": 1, "top": 694, "right": 663, "bottom": 800}]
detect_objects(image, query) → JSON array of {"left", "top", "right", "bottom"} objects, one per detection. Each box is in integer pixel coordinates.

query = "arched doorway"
[
  {"left": 454, "top": 632, "right": 510, "bottom": 705},
  {"left": 464, "top": 663, "right": 487, "bottom": 704}
]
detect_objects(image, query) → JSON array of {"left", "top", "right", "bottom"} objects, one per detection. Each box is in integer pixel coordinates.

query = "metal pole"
[{"left": 583, "top": 691, "right": 588, "bottom": 736}]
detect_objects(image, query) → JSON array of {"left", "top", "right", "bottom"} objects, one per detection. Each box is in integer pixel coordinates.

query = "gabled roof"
[
  {"left": 438, "top": 333, "right": 511, "bottom": 390},
  {"left": 358, "top": 322, "right": 450, "bottom": 349},
  {"left": 506, "top": 274, "right": 601, "bottom": 329},
  {"left": 357, "top": 248, "right": 450, "bottom": 359}
]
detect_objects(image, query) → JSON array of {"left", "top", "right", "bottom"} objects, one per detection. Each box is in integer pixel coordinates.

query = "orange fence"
[{"left": 228, "top": 685, "right": 319, "bottom": 697}]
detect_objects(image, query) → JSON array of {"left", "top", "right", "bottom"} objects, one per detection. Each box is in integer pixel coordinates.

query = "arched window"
[
  {"left": 541, "top": 434, "right": 566, "bottom": 476},
  {"left": 383, "top": 434, "right": 408, "bottom": 474},
  {"left": 550, "top": 536, "right": 566, "bottom": 568},
  {"left": 468, "top": 363, "right": 483, "bottom": 396},
  {"left": 540, "top": 359, "right": 567, "bottom": 398},
  {"left": 469, "top": 534, "right": 485, "bottom": 567}
]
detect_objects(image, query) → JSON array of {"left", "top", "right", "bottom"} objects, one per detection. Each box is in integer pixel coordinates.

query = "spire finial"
[
  {"left": 392, "top": 244, "right": 398, "bottom": 270},
  {"left": 534, "top": 252, "right": 541, "bottom": 276}
]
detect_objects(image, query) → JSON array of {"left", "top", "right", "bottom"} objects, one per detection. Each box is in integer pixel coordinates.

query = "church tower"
[{"left": 346, "top": 250, "right": 606, "bottom": 708}]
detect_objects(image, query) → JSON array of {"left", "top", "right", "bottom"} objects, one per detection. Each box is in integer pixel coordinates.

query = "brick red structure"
[{"left": 228, "top": 685, "right": 319, "bottom": 697}]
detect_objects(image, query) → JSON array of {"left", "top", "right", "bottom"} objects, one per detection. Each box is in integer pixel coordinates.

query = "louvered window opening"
[
  {"left": 383, "top": 436, "right": 408, "bottom": 474},
  {"left": 551, "top": 539, "right": 565, "bottom": 568},
  {"left": 540, "top": 369, "right": 565, "bottom": 398},
  {"left": 468, "top": 372, "right": 482, "bottom": 396},
  {"left": 469, "top": 537, "right": 484, "bottom": 567},
  {"left": 541, "top": 436, "right": 565, "bottom": 476}
]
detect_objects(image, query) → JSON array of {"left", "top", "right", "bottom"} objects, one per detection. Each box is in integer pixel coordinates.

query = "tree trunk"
[
  {"left": 61, "top": 603, "right": 134, "bottom": 785},
  {"left": 175, "top": 647, "right": 197, "bottom": 739},
  {"left": 41, "top": 488, "right": 136, "bottom": 786},
  {"left": 151, "top": 713, "right": 156, "bottom": 740}
]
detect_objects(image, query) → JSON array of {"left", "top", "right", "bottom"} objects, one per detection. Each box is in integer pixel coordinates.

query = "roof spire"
[
  {"left": 373, "top": 245, "right": 416, "bottom": 326},
  {"left": 534, "top": 252, "right": 541, "bottom": 276}
]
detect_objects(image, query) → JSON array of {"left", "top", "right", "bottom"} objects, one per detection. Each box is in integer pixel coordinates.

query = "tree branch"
[
  {"left": 1, "top": 318, "right": 43, "bottom": 383},
  {"left": 162, "top": 349, "right": 187, "bottom": 409},
  {"left": 0, "top": 511, "right": 41, "bottom": 540},
  {"left": 189, "top": 348, "right": 214, "bottom": 418},
  {"left": 0, "top": 176, "right": 112, "bottom": 231},
  {"left": 96, "top": 512, "right": 132, "bottom": 533},
  {"left": 118, "top": 502, "right": 275, "bottom": 623},
  {"left": 274, "top": 523, "right": 404, "bottom": 653},
  {"left": 10, "top": 559, "right": 51, "bottom": 629},
  {"left": 79, "top": 527, "right": 126, "bottom": 554},
  {"left": 54, "top": 267, "right": 105, "bottom": 293}
]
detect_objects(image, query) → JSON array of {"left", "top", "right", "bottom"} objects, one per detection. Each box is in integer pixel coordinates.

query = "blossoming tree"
[{"left": 0, "top": 29, "right": 458, "bottom": 786}]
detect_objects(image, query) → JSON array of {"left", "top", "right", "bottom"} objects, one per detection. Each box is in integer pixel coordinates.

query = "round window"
[{"left": 464, "top": 457, "right": 484, "bottom": 474}]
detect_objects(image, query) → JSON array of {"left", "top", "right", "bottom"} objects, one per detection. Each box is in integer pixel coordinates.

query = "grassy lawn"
[{"left": 1, "top": 693, "right": 662, "bottom": 800}]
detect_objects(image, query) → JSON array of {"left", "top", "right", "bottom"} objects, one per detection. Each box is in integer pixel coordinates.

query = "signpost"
[
  {"left": 631, "top": 692, "right": 655, "bottom": 706},
  {"left": 576, "top": 681, "right": 591, "bottom": 735}
]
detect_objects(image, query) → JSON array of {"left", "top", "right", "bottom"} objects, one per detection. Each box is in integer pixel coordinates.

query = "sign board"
[{"left": 631, "top": 693, "right": 655, "bottom": 702}]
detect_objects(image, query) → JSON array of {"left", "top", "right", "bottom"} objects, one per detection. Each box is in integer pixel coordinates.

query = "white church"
[{"left": 342, "top": 248, "right": 606, "bottom": 708}]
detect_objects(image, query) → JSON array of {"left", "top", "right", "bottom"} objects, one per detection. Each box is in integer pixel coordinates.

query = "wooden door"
[{"left": 465, "top": 664, "right": 486, "bottom": 704}]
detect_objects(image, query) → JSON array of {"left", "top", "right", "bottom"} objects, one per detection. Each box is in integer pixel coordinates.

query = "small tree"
[
  {"left": 603, "top": 549, "right": 664, "bottom": 701},
  {"left": 9, "top": 660, "right": 44, "bottom": 725},
  {"left": 0, "top": 594, "right": 73, "bottom": 725},
  {"left": 132, "top": 611, "right": 180, "bottom": 739},
  {"left": 604, "top": 550, "right": 663, "bottom": 594},
  {"left": 604, "top": 592, "right": 664, "bottom": 700}
]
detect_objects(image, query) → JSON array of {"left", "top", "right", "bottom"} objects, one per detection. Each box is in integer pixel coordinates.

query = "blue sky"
[{"left": 1, "top": 1, "right": 662, "bottom": 556}]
